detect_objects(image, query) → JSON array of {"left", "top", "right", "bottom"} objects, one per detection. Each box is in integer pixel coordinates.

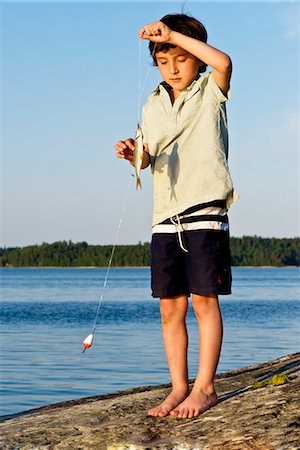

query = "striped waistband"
[{"left": 152, "top": 205, "right": 229, "bottom": 235}]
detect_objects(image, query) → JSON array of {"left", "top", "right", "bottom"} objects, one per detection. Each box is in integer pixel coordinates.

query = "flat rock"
[{"left": 1, "top": 353, "right": 299, "bottom": 450}]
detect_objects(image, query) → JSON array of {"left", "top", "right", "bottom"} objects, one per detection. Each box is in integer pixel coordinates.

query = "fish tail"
[{"left": 136, "top": 176, "right": 142, "bottom": 190}]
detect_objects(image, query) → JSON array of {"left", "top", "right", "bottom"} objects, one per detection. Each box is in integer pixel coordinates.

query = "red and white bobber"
[{"left": 82, "top": 333, "right": 94, "bottom": 353}]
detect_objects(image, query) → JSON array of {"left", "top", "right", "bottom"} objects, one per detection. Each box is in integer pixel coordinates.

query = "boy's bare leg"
[
  {"left": 170, "top": 294, "right": 222, "bottom": 419},
  {"left": 148, "top": 295, "right": 190, "bottom": 417}
]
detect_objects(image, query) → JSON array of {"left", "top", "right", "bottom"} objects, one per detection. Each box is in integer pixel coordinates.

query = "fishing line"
[
  {"left": 137, "top": 40, "right": 157, "bottom": 126},
  {"left": 137, "top": 38, "right": 143, "bottom": 126},
  {"left": 82, "top": 175, "right": 131, "bottom": 353},
  {"left": 83, "top": 37, "right": 155, "bottom": 353}
]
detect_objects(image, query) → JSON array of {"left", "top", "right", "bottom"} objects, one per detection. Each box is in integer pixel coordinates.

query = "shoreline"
[
  {"left": 1, "top": 265, "right": 299, "bottom": 269},
  {"left": 1, "top": 353, "right": 299, "bottom": 449}
]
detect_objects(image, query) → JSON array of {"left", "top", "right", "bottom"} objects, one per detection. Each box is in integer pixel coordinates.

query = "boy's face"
[{"left": 156, "top": 46, "right": 202, "bottom": 98}]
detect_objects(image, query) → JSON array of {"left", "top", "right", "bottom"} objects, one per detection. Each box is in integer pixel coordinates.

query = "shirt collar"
[{"left": 153, "top": 74, "right": 202, "bottom": 97}]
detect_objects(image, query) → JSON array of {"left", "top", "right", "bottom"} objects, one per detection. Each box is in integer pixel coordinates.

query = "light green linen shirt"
[{"left": 142, "top": 72, "right": 238, "bottom": 227}]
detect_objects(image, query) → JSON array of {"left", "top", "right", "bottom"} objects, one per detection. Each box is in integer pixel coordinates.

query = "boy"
[{"left": 114, "top": 14, "right": 237, "bottom": 419}]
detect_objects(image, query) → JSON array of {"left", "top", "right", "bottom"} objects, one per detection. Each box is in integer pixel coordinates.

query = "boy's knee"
[
  {"left": 160, "top": 297, "right": 188, "bottom": 324},
  {"left": 192, "top": 294, "right": 219, "bottom": 318}
]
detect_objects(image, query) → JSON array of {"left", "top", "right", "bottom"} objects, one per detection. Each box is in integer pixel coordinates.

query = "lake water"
[{"left": 0, "top": 267, "right": 299, "bottom": 417}]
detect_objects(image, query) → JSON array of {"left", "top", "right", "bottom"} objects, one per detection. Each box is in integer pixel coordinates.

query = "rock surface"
[{"left": 1, "top": 353, "right": 299, "bottom": 450}]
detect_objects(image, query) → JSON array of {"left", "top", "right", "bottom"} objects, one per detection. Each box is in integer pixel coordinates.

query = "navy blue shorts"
[{"left": 151, "top": 230, "right": 232, "bottom": 298}]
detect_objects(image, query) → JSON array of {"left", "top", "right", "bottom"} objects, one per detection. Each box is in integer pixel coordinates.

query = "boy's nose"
[{"left": 169, "top": 63, "right": 179, "bottom": 74}]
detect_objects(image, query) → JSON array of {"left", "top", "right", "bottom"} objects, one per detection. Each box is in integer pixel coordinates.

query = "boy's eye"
[
  {"left": 159, "top": 61, "right": 167, "bottom": 65},
  {"left": 178, "top": 58, "right": 186, "bottom": 63}
]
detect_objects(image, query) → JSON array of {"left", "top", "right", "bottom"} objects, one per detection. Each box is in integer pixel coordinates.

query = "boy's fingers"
[
  {"left": 114, "top": 142, "right": 124, "bottom": 151},
  {"left": 115, "top": 141, "right": 127, "bottom": 150},
  {"left": 139, "top": 21, "right": 170, "bottom": 41},
  {"left": 115, "top": 146, "right": 134, "bottom": 161},
  {"left": 116, "top": 151, "right": 133, "bottom": 162},
  {"left": 139, "top": 27, "right": 146, "bottom": 38},
  {"left": 114, "top": 139, "right": 134, "bottom": 151},
  {"left": 114, "top": 138, "right": 134, "bottom": 162},
  {"left": 124, "top": 139, "right": 135, "bottom": 151}
]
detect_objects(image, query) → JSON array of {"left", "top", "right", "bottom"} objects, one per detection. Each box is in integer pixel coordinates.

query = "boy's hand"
[
  {"left": 139, "top": 21, "right": 172, "bottom": 43},
  {"left": 114, "top": 139, "right": 135, "bottom": 165}
]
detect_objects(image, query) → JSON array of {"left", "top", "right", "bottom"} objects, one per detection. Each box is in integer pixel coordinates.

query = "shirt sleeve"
[{"left": 207, "top": 72, "right": 231, "bottom": 103}]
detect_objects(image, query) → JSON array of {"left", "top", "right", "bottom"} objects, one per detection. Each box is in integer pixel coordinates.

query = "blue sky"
[{"left": 1, "top": 1, "right": 299, "bottom": 247}]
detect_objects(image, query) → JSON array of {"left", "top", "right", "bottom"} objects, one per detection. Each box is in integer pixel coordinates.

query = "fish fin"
[{"left": 136, "top": 177, "right": 142, "bottom": 190}]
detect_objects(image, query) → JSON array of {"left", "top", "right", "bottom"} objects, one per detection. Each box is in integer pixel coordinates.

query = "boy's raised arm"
[{"left": 139, "top": 21, "right": 232, "bottom": 94}]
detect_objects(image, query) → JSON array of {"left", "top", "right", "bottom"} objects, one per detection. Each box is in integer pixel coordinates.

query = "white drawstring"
[{"left": 170, "top": 215, "right": 189, "bottom": 253}]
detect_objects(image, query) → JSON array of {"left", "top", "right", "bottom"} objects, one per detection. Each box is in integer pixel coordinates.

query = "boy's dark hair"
[{"left": 149, "top": 14, "right": 208, "bottom": 73}]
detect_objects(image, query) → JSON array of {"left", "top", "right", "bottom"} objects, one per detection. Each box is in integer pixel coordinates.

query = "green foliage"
[
  {"left": 230, "top": 236, "right": 300, "bottom": 267},
  {"left": 0, "top": 237, "right": 299, "bottom": 267},
  {"left": 252, "top": 374, "right": 291, "bottom": 389},
  {"left": 0, "top": 241, "right": 151, "bottom": 267}
]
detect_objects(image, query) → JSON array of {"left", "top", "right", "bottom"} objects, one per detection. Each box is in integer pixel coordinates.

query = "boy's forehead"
[{"left": 156, "top": 47, "right": 188, "bottom": 58}]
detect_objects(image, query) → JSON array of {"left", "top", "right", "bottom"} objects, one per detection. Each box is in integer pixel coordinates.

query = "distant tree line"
[
  {"left": 230, "top": 236, "right": 299, "bottom": 267},
  {"left": 0, "top": 241, "right": 151, "bottom": 268},
  {"left": 0, "top": 237, "right": 299, "bottom": 268}
]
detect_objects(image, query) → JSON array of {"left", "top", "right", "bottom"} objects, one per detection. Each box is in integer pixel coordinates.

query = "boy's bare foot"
[
  {"left": 170, "top": 389, "right": 218, "bottom": 419},
  {"left": 148, "top": 389, "right": 189, "bottom": 417}
]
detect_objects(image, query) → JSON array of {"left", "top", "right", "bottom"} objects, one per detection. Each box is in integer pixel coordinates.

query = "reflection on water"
[{"left": 0, "top": 267, "right": 299, "bottom": 416}]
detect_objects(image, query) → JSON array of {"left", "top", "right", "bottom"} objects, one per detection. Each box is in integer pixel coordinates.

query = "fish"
[
  {"left": 133, "top": 123, "right": 143, "bottom": 189},
  {"left": 82, "top": 333, "right": 94, "bottom": 353}
]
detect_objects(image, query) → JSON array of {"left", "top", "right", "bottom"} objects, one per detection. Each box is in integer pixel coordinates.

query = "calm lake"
[{"left": 0, "top": 267, "right": 299, "bottom": 417}]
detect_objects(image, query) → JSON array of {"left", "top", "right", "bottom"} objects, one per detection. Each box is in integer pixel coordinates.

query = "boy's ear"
[
  {"left": 197, "top": 60, "right": 204, "bottom": 72},
  {"left": 198, "top": 59, "right": 207, "bottom": 74}
]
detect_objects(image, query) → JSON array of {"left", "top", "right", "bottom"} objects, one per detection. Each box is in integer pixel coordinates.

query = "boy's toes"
[
  {"left": 148, "top": 406, "right": 169, "bottom": 417},
  {"left": 177, "top": 408, "right": 188, "bottom": 419},
  {"left": 170, "top": 408, "right": 179, "bottom": 417},
  {"left": 189, "top": 408, "right": 197, "bottom": 418},
  {"left": 148, "top": 407, "right": 158, "bottom": 416},
  {"left": 148, "top": 408, "right": 161, "bottom": 417},
  {"left": 172, "top": 405, "right": 200, "bottom": 419},
  {"left": 184, "top": 409, "right": 192, "bottom": 419},
  {"left": 194, "top": 408, "right": 202, "bottom": 417},
  {"left": 158, "top": 410, "right": 168, "bottom": 417}
]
